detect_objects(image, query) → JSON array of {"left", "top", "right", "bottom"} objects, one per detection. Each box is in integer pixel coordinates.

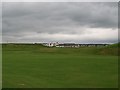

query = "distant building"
[
  {"left": 56, "top": 43, "right": 79, "bottom": 48},
  {"left": 42, "top": 42, "right": 109, "bottom": 47},
  {"left": 42, "top": 42, "right": 59, "bottom": 47},
  {"left": 56, "top": 43, "right": 109, "bottom": 48}
]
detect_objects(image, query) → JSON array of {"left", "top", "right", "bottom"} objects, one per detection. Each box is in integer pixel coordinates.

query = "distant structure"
[
  {"left": 42, "top": 42, "right": 109, "bottom": 48},
  {"left": 56, "top": 43, "right": 108, "bottom": 48},
  {"left": 56, "top": 43, "right": 79, "bottom": 48},
  {"left": 42, "top": 42, "right": 59, "bottom": 47}
]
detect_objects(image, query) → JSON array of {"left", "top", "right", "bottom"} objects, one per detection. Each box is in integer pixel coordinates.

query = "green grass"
[
  {"left": 2, "top": 44, "right": 118, "bottom": 88},
  {"left": 0, "top": 44, "right": 2, "bottom": 89}
]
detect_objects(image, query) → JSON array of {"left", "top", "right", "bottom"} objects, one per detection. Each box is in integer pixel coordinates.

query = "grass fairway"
[
  {"left": 0, "top": 44, "right": 2, "bottom": 89},
  {"left": 2, "top": 44, "right": 118, "bottom": 88}
]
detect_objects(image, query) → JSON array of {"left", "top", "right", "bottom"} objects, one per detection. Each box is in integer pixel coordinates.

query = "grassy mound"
[
  {"left": 97, "top": 43, "right": 119, "bottom": 56},
  {"left": 2, "top": 43, "right": 119, "bottom": 56}
]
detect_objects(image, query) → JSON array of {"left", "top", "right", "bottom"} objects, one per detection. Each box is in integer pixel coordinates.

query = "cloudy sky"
[{"left": 2, "top": 2, "right": 118, "bottom": 43}]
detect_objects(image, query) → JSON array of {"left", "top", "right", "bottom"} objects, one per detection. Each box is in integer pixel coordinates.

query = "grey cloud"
[{"left": 2, "top": 2, "right": 118, "bottom": 43}]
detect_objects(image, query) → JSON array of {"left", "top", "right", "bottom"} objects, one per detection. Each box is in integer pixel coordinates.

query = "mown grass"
[
  {"left": 0, "top": 44, "right": 2, "bottom": 89},
  {"left": 2, "top": 44, "right": 118, "bottom": 88}
]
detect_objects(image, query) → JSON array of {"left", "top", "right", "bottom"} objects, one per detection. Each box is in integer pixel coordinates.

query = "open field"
[
  {"left": 2, "top": 44, "right": 118, "bottom": 88},
  {"left": 0, "top": 44, "right": 2, "bottom": 89}
]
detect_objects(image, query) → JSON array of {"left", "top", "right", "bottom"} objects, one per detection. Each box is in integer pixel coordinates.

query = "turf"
[
  {"left": 2, "top": 44, "right": 118, "bottom": 88},
  {"left": 0, "top": 44, "right": 2, "bottom": 89}
]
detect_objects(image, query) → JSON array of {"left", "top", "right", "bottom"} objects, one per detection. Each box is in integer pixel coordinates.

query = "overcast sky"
[{"left": 2, "top": 2, "right": 118, "bottom": 43}]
